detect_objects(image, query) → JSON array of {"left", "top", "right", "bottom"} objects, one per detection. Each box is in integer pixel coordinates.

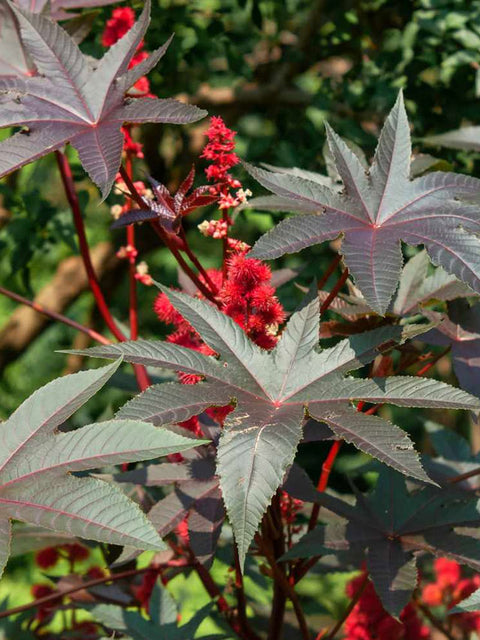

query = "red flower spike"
[
  {"left": 227, "top": 255, "right": 271, "bottom": 290},
  {"left": 202, "top": 116, "right": 241, "bottom": 201},
  {"left": 131, "top": 569, "right": 159, "bottom": 612},
  {"left": 31, "top": 584, "right": 57, "bottom": 623},
  {"left": 31, "top": 584, "right": 56, "bottom": 600}
]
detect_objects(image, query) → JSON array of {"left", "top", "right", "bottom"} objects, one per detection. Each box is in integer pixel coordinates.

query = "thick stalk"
[
  {"left": 125, "top": 154, "right": 139, "bottom": 342},
  {"left": 416, "top": 346, "right": 451, "bottom": 376},
  {"left": 320, "top": 268, "right": 349, "bottom": 314},
  {"left": 150, "top": 220, "right": 220, "bottom": 305},
  {"left": 222, "top": 209, "right": 229, "bottom": 282},
  {"left": 317, "top": 254, "right": 342, "bottom": 291},
  {"left": 260, "top": 495, "right": 310, "bottom": 640},
  {"left": 56, "top": 151, "right": 150, "bottom": 390},
  {"left": 0, "top": 285, "right": 110, "bottom": 345},
  {"left": 258, "top": 536, "right": 310, "bottom": 640},
  {"left": 179, "top": 228, "right": 219, "bottom": 294},
  {"left": 233, "top": 546, "right": 253, "bottom": 638},
  {"left": 189, "top": 552, "right": 260, "bottom": 640},
  {"left": 448, "top": 466, "right": 480, "bottom": 485},
  {"left": 123, "top": 154, "right": 150, "bottom": 391},
  {"left": 307, "top": 439, "right": 343, "bottom": 532},
  {"left": 413, "top": 598, "right": 456, "bottom": 640}
]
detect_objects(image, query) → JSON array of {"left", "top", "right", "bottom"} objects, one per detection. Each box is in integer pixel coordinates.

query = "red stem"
[
  {"left": 317, "top": 254, "right": 342, "bottom": 290},
  {"left": 150, "top": 221, "right": 220, "bottom": 305},
  {"left": 320, "top": 268, "right": 349, "bottom": 314},
  {"left": 0, "top": 286, "right": 110, "bottom": 345},
  {"left": 56, "top": 151, "right": 150, "bottom": 390},
  {"left": 0, "top": 566, "right": 160, "bottom": 620},
  {"left": 123, "top": 153, "right": 150, "bottom": 392},
  {"left": 179, "top": 227, "right": 219, "bottom": 294},
  {"left": 307, "top": 440, "right": 343, "bottom": 532},
  {"left": 125, "top": 154, "right": 139, "bottom": 342},
  {"left": 416, "top": 346, "right": 451, "bottom": 377},
  {"left": 55, "top": 151, "right": 126, "bottom": 343},
  {"left": 222, "top": 209, "right": 229, "bottom": 283}
]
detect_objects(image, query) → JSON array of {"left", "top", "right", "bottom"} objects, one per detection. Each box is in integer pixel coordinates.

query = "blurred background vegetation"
[{"left": 2, "top": 0, "right": 480, "bottom": 629}]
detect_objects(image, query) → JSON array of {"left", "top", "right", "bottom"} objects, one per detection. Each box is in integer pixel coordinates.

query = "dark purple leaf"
[
  {"left": 285, "top": 468, "right": 480, "bottom": 615},
  {"left": 188, "top": 485, "right": 225, "bottom": 568},
  {"left": 76, "top": 287, "right": 480, "bottom": 566}
]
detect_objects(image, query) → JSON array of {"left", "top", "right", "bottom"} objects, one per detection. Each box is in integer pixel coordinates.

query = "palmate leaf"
[
  {"left": 0, "top": 360, "right": 205, "bottom": 578},
  {"left": 0, "top": 3, "right": 35, "bottom": 76},
  {"left": 0, "top": 1, "right": 206, "bottom": 197},
  {"left": 284, "top": 468, "right": 480, "bottom": 616},
  {"left": 392, "top": 250, "right": 475, "bottom": 316},
  {"left": 247, "top": 92, "right": 480, "bottom": 314},
  {"left": 75, "top": 287, "right": 480, "bottom": 566}
]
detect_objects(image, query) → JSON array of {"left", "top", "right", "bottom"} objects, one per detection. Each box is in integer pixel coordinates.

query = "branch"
[
  {"left": 0, "top": 286, "right": 110, "bottom": 346},
  {"left": 0, "top": 566, "right": 159, "bottom": 620},
  {"left": 0, "top": 242, "right": 116, "bottom": 373}
]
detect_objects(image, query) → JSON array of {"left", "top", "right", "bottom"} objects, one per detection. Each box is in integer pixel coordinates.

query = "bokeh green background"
[{"left": 1, "top": 0, "right": 480, "bottom": 632}]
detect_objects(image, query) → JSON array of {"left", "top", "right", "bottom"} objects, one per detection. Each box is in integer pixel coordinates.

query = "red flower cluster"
[
  {"left": 102, "top": 8, "right": 150, "bottom": 93},
  {"left": 155, "top": 255, "right": 285, "bottom": 355},
  {"left": 101, "top": 7, "right": 135, "bottom": 47},
  {"left": 30, "top": 583, "right": 57, "bottom": 623},
  {"left": 344, "top": 573, "right": 430, "bottom": 640},
  {"left": 221, "top": 254, "right": 285, "bottom": 349},
  {"left": 422, "top": 558, "right": 480, "bottom": 633}
]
